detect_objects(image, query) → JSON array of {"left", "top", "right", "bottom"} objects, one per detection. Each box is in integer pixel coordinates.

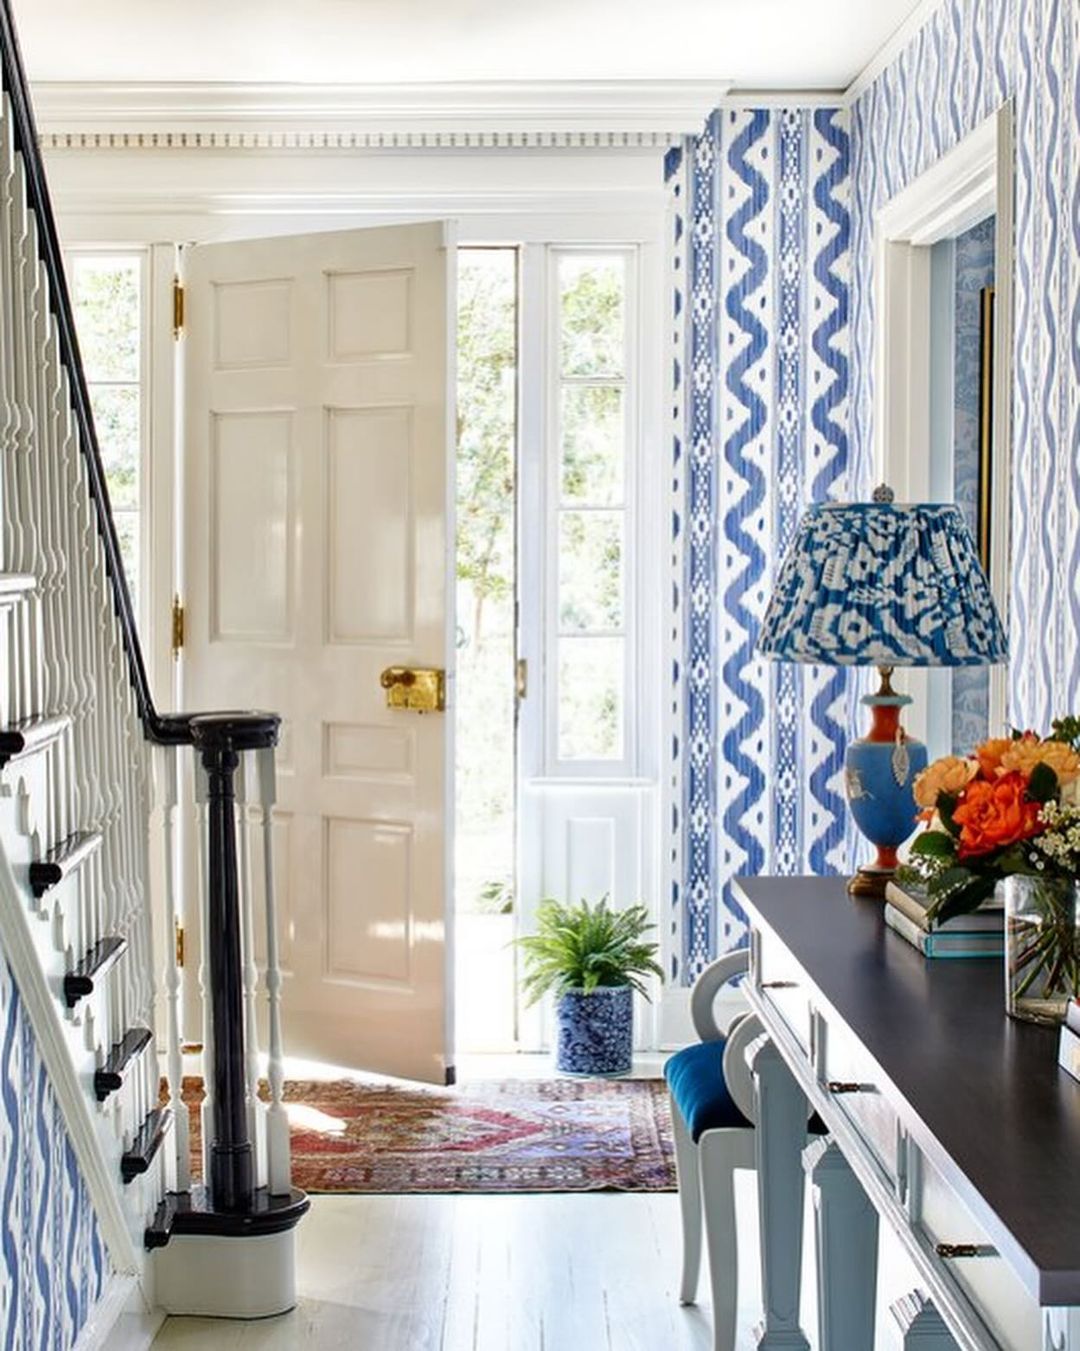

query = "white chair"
[{"left": 664, "top": 950, "right": 761, "bottom": 1351}]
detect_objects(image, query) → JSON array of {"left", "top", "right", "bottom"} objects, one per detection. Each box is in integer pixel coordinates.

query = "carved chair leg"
[
  {"left": 671, "top": 1100, "right": 703, "bottom": 1305},
  {"left": 700, "top": 1127, "right": 756, "bottom": 1351}
]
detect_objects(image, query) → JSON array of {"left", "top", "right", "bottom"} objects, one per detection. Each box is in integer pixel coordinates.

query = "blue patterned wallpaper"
[
  {"left": 668, "top": 108, "right": 852, "bottom": 985},
  {"left": 851, "top": 0, "right": 1080, "bottom": 730},
  {"left": 671, "top": 0, "right": 1079, "bottom": 977},
  {"left": 0, "top": 960, "right": 108, "bottom": 1348},
  {"left": 951, "top": 215, "right": 996, "bottom": 752}
]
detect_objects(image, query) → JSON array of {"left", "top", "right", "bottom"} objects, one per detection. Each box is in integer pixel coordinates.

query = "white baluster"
[
  {"left": 257, "top": 746, "right": 290, "bottom": 1195},
  {"left": 236, "top": 753, "right": 266, "bottom": 1187},
  {"left": 160, "top": 743, "right": 190, "bottom": 1190},
  {"left": 194, "top": 754, "right": 214, "bottom": 1183}
]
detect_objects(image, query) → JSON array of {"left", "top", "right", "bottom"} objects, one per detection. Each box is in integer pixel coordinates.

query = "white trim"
[
  {"left": 719, "top": 89, "right": 846, "bottom": 108},
  {"left": 31, "top": 79, "right": 730, "bottom": 142},
  {"left": 71, "top": 1274, "right": 161, "bottom": 1351},
  {"left": 844, "top": 0, "right": 951, "bottom": 103},
  {"left": 873, "top": 104, "right": 1014, "bottom": 738},
  {"left": 0, "top": 835, "right": 141, "bottom": 1274}
]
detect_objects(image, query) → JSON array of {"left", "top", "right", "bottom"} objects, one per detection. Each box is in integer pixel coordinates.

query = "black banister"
[{"left": 0, "top": 0, "right": 188, "bottom": 746}]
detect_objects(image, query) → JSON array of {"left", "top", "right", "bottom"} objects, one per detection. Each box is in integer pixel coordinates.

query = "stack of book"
[
  {"left": 884, "top": 880, "right": 1004, "bottom": 959},
  {"left": 1059, "top": 1003, "right": 1080, "bottom": 1083}
]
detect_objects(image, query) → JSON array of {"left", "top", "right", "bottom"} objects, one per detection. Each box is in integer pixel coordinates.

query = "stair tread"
[
  {"left": 29, "top": 829, "right": 103, "bottom": 898},
  {"left": 122, "top": 1106, "right": 172, "bottom": 1183},
  {"left": 145, "top": 1184, "right": 311, "bottom": 1250},
  {"left": 94, "top": 1027, "right": 152, "bottom": 1102},
  {"left": 63, "top": 934, "right": 126, "bottom": 1009},
  {"left": 0, "top": 713, "right": 72, "bottom": 768}
]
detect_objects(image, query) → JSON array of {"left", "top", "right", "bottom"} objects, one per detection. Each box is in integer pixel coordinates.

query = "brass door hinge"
[
  {"left": 515, "top": 657, "right": 528, "bottom": 701},
  {"left": 172, "top": 277, "right": 185, "bottom": 338},
  {"left": 170, "top": 595, "right": 185, "bottom": 659},
  {"left": 174, "top": 920, "right": 185, "bottom": 969}
]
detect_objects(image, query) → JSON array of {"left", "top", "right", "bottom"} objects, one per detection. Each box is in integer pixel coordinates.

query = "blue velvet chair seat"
[
  {"left": 665, "top": 1039, "right": 826, "bottom": 1143},
  {"left": 664, "top": 1039, "right": 752, "bottom": 1142}
]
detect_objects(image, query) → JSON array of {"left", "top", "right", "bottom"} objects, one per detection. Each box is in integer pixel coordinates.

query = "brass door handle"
[
  {"left": 827, "top": 1081, "right": 864, "bottom": 1094},
  {"left": 380, "top": 666, "right": 445, "bottom": 713}
]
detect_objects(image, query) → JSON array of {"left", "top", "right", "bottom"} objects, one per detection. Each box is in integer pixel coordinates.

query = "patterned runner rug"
[{"left": 181, "top": 1076, "right": 675, "bottom": 1194}]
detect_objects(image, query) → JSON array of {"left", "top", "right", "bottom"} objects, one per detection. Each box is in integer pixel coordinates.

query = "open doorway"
[
  {"left": 454, "top": 247, "right": 520, "bottom": 1053},
  {"left": 454, "top": 242, "right": 659, "bottom": 1060}
]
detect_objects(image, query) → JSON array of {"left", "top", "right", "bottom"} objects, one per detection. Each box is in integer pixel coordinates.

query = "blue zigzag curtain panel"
[
  {"left": 667, "top": 107, "right": 853, "bottom": 986},
  {"left": 0, "top": 960, "right": 108, "bottom": 1348}
]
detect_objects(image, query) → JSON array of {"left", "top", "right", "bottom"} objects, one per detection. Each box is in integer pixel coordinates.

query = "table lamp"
[{"left": 759, "top": 485, "right": 1008, "bottom": 899}]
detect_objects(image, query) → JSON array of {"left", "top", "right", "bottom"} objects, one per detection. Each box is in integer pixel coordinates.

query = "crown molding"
[
  {"left": 844, "top": 0, "right": 949, "bottom": 104},
  {"left": 720, "top": 89, "right": 847, "bottom": 108},
  {"left": 30, "top": 79, "right": 732, "bottom": 148}
]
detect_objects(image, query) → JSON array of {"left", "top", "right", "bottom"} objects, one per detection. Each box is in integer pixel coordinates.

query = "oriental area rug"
[{"left": 179, "top": 1076, "right": 676, "bottom": 1194}]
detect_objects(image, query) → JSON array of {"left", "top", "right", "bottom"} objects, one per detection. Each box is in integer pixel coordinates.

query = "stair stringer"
[{"left": 0, "top": 806, "right": 143, "bottom": 1279}]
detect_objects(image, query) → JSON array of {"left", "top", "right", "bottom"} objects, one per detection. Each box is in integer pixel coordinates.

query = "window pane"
[
  {"left": 88, "top": 385, "right": 139, "bottom": 510},
  {"left": 560, "top": 385, "right": 623, "bottom": 505},
  {"left": 559, "top": 255, "right": 625, "bottom": 378},
  {"left": 559, "top": 510, "right": 622, "bottom": 631},
  {"left": 558, "top": 637, "right": 623, "bottom": 760},
  {"left": 71, "top": 256, "right": 140, "bottom": 382}
]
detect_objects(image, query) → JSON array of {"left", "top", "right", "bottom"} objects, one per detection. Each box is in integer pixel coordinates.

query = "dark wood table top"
[{"left": 735, "top": 875, "right": 1080, "bottom": 1306}]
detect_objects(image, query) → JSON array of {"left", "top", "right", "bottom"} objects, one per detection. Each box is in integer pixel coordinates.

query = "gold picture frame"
[{"left": 976, "top": 285, "right": 995, "bottom": 574}]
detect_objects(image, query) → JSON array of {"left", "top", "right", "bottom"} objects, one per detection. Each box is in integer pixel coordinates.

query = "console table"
[{"left": 735, "top": 875, "right": 1080, "bottom": 1351}]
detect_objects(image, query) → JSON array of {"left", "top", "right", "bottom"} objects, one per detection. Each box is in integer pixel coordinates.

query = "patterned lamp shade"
[{"left": 759, "top": 500, "right": 1007, "bottom": 668}]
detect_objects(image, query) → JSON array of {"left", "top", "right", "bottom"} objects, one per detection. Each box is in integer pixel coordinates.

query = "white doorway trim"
[{"left": 873, "top": 101, "right": 1014, "bottom": 740}]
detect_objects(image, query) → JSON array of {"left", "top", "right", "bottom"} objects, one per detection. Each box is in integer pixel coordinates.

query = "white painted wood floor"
[{"left": 150, "top": 1184, "right": 763, "bottom": 1350}]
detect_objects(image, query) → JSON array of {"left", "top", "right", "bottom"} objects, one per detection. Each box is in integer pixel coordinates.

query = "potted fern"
[{"left": 517, "top": 897, "right": 663, "bottom": 1075}]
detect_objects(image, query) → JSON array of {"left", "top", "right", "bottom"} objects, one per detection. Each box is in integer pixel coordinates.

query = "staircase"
[{"left": 0, "top": 0, "right": 307, "bottom": 1330}]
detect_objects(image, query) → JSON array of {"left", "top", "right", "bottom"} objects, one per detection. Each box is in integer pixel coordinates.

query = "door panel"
[{"left": 183, "top": 221, "right": 455, "bottom": 1083}]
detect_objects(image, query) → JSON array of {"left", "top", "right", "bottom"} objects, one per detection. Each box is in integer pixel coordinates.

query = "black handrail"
[{"left": 0, "top": 0, "right": 190, "bottom": 745}]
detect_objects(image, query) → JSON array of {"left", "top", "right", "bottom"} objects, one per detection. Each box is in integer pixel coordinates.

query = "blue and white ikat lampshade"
[{"left": 760, "top": 492, "right": 1008, "bottom": 897}]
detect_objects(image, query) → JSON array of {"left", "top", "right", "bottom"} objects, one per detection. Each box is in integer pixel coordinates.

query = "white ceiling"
[{"left": 15, "top": 0, "right": 925, "bottom": 90}]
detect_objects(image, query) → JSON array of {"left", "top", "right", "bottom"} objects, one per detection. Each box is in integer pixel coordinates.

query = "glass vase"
[{"left": 1005, "top": 875, "right": 1080, "bottom": 1024}]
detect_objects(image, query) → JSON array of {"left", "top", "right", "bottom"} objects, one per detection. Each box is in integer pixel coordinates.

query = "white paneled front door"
[{"left": 182, "top": 222, "right": 455, "bottom": 1083}]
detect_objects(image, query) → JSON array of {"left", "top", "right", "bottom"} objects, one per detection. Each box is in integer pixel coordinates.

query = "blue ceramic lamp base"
[{"left": 844, "top": 667, "right": 927, "bottom": 900}]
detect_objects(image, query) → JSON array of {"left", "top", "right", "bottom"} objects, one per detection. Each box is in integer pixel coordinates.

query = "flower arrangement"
[{"left": 900, "top": 717, "right": 1080, "bottom": 924}]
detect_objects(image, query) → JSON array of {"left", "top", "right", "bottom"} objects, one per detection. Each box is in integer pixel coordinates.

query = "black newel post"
[{"left": 191, "top": 712, "right": 280, "bottom": 1215}]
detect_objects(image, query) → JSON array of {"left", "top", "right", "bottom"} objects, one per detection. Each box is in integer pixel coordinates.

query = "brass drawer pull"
[
  {"left": 762, "top": 980, "right": 798, "bottom": 989},
  {"left": 827, "top": 1081, "right": 863, "bottom": 1094},
  {"left": 936, "top": 1243, "right": 990, "bottom": 1259}
]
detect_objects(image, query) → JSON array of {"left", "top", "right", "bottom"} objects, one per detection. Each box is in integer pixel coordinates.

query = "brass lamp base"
[{"left": 847, "top": 866, "right": 893, "bottom": 901}]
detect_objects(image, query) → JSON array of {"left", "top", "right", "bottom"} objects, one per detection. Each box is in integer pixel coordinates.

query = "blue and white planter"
[{"left": 555, "top": 985, "right": 633, "bottom": 1076}]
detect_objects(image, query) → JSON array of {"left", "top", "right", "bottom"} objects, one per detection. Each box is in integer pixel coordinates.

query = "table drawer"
[
  {"left": 817, "top": 1009, "right": 900, "bottom": 1188},
  {"left": 754, "top": 927, "right": 812, "bottom": 1052},
  {"left": 915, "top": 1148, "right": 1040, "bottom": 1351}
]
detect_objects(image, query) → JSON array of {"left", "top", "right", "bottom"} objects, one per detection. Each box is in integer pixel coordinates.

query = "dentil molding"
[{"left": 31, "top": 79, "right": 732, "bottom": 150}]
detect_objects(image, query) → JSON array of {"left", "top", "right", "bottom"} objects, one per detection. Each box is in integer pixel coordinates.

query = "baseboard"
[{"left": 75, "top": 1273, "right": 163, "bottom": 1351}]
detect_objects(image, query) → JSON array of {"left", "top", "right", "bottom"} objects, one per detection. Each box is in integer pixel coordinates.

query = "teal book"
[{"left": 884, "top": 903, "right": 1004, "bottom": 959}]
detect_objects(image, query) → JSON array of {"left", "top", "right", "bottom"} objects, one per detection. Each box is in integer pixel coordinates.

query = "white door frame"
[{"left": 873, "top": 101, "right": 1015, "bottom": 741}]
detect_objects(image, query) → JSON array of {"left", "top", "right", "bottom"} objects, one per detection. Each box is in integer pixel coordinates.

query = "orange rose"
[
  {"left": 913, "top": 755, "right": 979, "bottom": 808},
  {"left": 999, "top": 736, "right": 1080, "bottom": 786},
  {"left": 976, "top": 737, "right": 1018, "bottom": 780},
  {"left": 951, "top": 771, "right": 1043, "bottom": 859}
]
